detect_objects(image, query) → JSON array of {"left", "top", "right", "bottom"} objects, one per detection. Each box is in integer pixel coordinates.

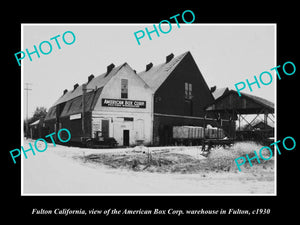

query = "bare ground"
[
  {"left": 73, "top": 142, "right": 275, "bottom": 182},
  {"left": 23, "top": 139, "right": 275, "bottom": 194}
]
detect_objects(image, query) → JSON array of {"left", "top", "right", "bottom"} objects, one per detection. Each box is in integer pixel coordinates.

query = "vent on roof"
[
  {"left": 210, "top": 86, "right": 217, "bottom": 93},
  {"left": 146, "top": 62, "right": 153, "bottom": 71},
  {"left": 166, "top": 53, "right": 174, "bottom": 63},
  {"left": 73, "top": 83, "right": 79, "bottom": 90},
  {"left": 63, "top": 89, "right": 68, "bottom": 95},
  {"left": 88, "top": 74, "right": 94, "bottom": 83},
  {"left": 105, "top": 63, "right": 115, "bottom": 77}
]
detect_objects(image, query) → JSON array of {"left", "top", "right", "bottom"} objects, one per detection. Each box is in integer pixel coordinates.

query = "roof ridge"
[
  {"left": 138, "top": 51, "right": 190, "bottom": 91},
  {"left": 230, "top": 89, "right": 274, "bottom": 109},
  {"left": 52, "top": 62, "right": 128, "bottom": 106}
]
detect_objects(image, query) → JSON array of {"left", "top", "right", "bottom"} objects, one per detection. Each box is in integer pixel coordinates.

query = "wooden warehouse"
[
  {"left": 44, "top": 51, "right": 237, "bottom": 147},
  {"left": 44, "top": 63, "right": 153, "bottom": 147},
  {"left": 138, "top": 51, "right": 233, "bottom": 146}
]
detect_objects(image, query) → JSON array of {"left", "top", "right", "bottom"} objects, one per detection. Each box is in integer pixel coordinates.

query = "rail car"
[{"left": 172, "top": 125, "right": 234, "bottom": 151}]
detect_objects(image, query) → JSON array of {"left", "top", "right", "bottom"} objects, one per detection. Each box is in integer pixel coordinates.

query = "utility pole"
[
  {"left": 82, "top": 84, "right": 96, "bottom": 140},
  {"left": 82, "top": 84, "right": 86, "bottom": 137},
  {"left": 24, "top": 83, "right": 32, "bottom": 139}
]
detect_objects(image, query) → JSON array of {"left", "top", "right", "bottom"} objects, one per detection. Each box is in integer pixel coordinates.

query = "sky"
[{"left": 22, "top": 24, "right": 276, "bottom": 119}]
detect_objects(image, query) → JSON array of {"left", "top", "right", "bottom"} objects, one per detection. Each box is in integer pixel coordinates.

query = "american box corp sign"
[{"left": 102, "top": 98, "right": 146, "bottom": 108}]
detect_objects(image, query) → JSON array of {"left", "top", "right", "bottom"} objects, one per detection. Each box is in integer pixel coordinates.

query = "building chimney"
[
  {"left": 146, "top": 62, "right": 153, "bottom": 71},
  {"left": 88, "top": 74, "right": 94, "bottom": 83},
  {"left": 73, "top": 83, "right": 79, "bottom": 90},
  {"left": 210, "top": 86, "right": 217, "bottom": 93},
  {"left": 63, "top": 89, "right": 68, "bottom": 95},
  {"left": 166, "top": 53, "right": 174, "bottom": 63},
  {"left": 105, "top": 63, "right": 115, "bottom": 76}
]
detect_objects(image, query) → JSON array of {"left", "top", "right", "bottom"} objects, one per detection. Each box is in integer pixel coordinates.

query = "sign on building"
[{"left": 102, "top": 98, "right": 146, "bottom": 108}]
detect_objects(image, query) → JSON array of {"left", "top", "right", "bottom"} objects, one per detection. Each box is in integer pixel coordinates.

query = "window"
[
  {"left": 185, "top": 82, "right": 192, "bottom": 99},
  {"left": 121, "top": 79, "right": 128, "bottom": 99},
  {"left": 124, "top": 117, "right": 134, "bottom": 121},
  {"left": 184, "top": 99, "right": 193, "bottom": 116},
  {"left": 184, "top": 82, "right": 193, "bottom": 116}
]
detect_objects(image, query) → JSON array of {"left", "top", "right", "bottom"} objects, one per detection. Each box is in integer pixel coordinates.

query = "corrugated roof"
[
  {"left": 138, "top": 51, "right": 189, "bottom": 91},
  {"left": 53, "top": 63, "right": 126, "bottom": 106}
]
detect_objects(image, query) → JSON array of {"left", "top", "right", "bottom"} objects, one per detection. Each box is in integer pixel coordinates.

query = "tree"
[
  {"left": 24, "top": 106, "right": 47, "bottom": 138},
  {"left": 24, "top": 106, "right": 47, "bottom": 124},
  {"left": 28, "top": 106, "right": 48, "bottom": 124}
]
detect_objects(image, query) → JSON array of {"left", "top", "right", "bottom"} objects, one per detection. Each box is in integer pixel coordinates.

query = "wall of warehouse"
[{"left": 92, "top": 64, "right": 153, "bottom": 146}]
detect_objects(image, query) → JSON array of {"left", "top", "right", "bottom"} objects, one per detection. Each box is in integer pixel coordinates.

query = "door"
[
  {"left": 123, "top": 130, "right": 130, "bottom": 146},
  {"left": 184, "top": 99, "right": 193, "bottom": 116},
  {"left": 102, "top": 120, "right": 109, "bottom": 138}
]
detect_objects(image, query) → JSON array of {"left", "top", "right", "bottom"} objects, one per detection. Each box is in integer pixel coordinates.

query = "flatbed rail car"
[{"left": 172, "top": 126, "right": 234, "bottom": 151}]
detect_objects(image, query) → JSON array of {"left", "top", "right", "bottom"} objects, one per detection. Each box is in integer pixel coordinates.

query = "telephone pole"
[{"left": 24, "top": 83, "right": 32, "bottom": 139}]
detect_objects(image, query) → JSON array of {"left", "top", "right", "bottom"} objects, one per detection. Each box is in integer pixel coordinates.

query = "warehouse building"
[
  {"left": 138, "top": 51, "right": 232, "bottom": 145},
  {"left": 44, "top": 63, "right": 153, "bottom": 146},
  {"left": 44, "top": 51, "right": 235, "bottom": 147}
]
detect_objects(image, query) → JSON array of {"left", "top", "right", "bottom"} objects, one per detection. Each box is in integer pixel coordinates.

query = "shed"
[
  {"left": 205, "top": 89, "right": 275, "bottom": 140},
  {"left": 29, "top": 118, "right": 45, "bottom": 139}
]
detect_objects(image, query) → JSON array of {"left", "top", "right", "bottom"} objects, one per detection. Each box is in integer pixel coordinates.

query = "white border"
[{"left": 21, "top": 23, "right": 277, "bottom": 196}]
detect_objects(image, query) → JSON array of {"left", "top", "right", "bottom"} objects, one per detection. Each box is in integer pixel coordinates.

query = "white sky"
[{"left": 22, "top": 24, "right": 275, "bottom": 118}]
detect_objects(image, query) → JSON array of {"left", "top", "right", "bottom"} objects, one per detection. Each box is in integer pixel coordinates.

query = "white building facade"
[{"left": 91, "top": 63, "right": 153, "bottom": 146}]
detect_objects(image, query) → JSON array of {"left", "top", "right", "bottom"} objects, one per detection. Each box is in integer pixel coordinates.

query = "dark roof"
[
  {"left": 253, "top": 121, "right": 274, "bottom": 129},
  {"left": 44, "top": 106, "right": 56, "bottom": 121},
  {"left": 138, "top": 51, "right": 189, "bottom": 91},
  {"left": 60, "top": 87, "right": 103, "bottom": 117},
  {"left": 206, "top": 89, "right": 274, "bottom": 114},
  {"left": 241, "top": 91, "right": 274, "bottom": 110},
  {"left": 211, "top": 87, "right": 229, "bottom": 100},
  {"left": 45, "top": 88, "right": 103, "bottom": 121},
  {"left": 53, "top": 63, "right": 127, "bottom": 106},
  {"left": 45, "top": 63, "right": 130, "bottom": 121}
]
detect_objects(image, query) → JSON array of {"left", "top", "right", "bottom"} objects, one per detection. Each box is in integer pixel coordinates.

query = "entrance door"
[
  {"left": 102, "top": 120, "right": 109, "bottom": 138},
  {"left": 123, "top": 130, "right": 129, "bottom": 146},
  {"left": 159, "top": 125, "right": 172, "bottom": 146}
]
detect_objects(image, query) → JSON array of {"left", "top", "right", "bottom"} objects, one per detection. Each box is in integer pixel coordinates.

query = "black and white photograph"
[
  {"left": 4, "top": 4, "right": 298, "bottom": 221},
  {"left": 21, "top": 24, "right": 276, "bottom": 195}
]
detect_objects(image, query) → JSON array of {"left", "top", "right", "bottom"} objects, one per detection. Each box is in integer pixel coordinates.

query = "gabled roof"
[
  {"left": 53, "top": 63, "right": 127, "bottom": 106},
  {"left": 206, "top": 89, "right": 274, "bottom": 114},
  {"left": 241, "top": 91, "right": 274, "bottom": 110},
  {"left": 212, "top": 87, "right": 229, "bottom": 100},
  {"left": 253, "top": 121, "right": 274, "bottom": 129},
  {"left": 138, "top": 51, "right": 189, "bottom": 91},
  {"left": 29, "top": 119, "right": 40, "bottom": 126}
]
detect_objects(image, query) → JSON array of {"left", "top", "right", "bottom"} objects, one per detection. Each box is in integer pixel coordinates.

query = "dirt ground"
[
  {"left": 23, "top": 139, "right": 275, "bottom": 194},
  {"left": 73, "top": 143, "right": 275, "bottom": 180}
]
